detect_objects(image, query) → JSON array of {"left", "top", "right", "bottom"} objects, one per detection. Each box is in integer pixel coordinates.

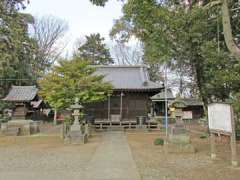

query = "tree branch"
[
  {"left": 204, "top": 0, "right": 221, "bottom": 9},
  {"left": 221, "top": 0, "right": 240, "bottom": 59}
]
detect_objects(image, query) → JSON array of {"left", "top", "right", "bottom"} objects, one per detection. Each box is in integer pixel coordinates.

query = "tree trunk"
[
  {"left": 53, "top": 108, "right": 58, "bottom": 125},
  {"left": 222, "top": 0, "right": 240, "bottom": 59},
  {"left": 193, "top": 58, "right": 208, "bottom": 112}
]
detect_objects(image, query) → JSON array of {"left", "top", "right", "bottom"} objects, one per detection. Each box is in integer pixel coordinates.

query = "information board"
[
  {"left": 208, "top": 103, "right": 232, "bottom": 133},
  {"left": 183, "top": 111, "right": 193, "bottom": 120}
]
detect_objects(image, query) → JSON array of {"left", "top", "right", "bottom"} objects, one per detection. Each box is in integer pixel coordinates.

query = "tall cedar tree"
[
  {"left": 0, "top": 0, "right": 36, "bottom": 96},
  {"left": 76, "top": 33, "right": 114, "bottom": 65}
]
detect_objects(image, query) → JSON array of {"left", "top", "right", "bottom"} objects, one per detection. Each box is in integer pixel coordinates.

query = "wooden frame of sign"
[{"left": 208, "top": 103, "right": 238, "bottom": 167}]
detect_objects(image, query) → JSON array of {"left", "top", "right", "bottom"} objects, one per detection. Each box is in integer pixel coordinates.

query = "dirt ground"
[
  {"left": 0, "top": 133, "right": 102, "bottom": 180},
  {"left": 127, "top": 131, "right": 240, "bottom": 180},
  {"left": 0, "top": 124, "right": 240, "bottom": 180}
]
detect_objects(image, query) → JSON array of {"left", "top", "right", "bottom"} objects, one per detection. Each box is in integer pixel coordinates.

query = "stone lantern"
[
  {"left": 171, "top": 100, "right": 187, "bottom": 134},
  {"left": 67, "top": 98, "right": 87, "bottom": 144},
  {"left": 164, "top": 99, "right": 195, "bottom": 153},
  {"left": 70, "top": 98, "right": 83, "bottom": 131}
]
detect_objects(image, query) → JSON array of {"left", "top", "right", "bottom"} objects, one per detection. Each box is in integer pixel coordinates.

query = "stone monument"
[
  {"left": 164, "top": 100, "right": 195, "bottom": 153},
  {"left": 66, "top": 98, "right": 88, "bottom": 144}
]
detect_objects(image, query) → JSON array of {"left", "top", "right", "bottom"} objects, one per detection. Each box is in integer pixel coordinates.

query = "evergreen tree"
[
  {"left": 76, "top": 33, "right": 114, "bottom": 65},
  {"left": 0, "top": 0, "right": 36, "bottom": 96}
]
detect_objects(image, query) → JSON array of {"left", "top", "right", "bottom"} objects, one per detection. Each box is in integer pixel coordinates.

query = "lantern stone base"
[
  {"left": 164, "top": 126, "right": 196, "bottom": 153},
  {"left": 67, "top": 131, "right": 88, "bottom": 145},
  {"left": 65, "top": 124, "right": 88, "bottom": 145},
  {"left": 164, "top": 141, "right": 196, "bottom": 153},
  {"left": 0, "top": 120, "right": 40, "bottom": 136}
]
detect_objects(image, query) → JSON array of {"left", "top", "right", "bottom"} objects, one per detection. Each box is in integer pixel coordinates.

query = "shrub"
[
  {"left": 154, "top": 138, "right": 164, "bottom": 146},
  {"left": 64, "top": 117, "right": 73, "bottom": 125},
  {"left": 200, "top": 134, "right": 208, "bottom": 139}
]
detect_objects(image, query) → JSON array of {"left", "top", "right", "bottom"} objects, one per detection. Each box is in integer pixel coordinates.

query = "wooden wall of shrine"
[{"left": 85, "top": 92, "right": 154, "bottom": 120}]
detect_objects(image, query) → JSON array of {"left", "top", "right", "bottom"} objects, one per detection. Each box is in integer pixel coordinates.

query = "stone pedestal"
[
  {"left": 165, "top": 100, "right": 195, "bottom": 153},
  {"left": 66, "top": 123, "right": 88, "bottom": 145},
  {"left": 164, "top": 124, "right": 195, "bottom": 153},
  {"left": 1, "top": 120, "right": 40, "bottom": 136},
  {"left": 164, "top": 135, "right": 195, "bottom": 153},
  {"left": 68, "top": 131, "right": 88, "bottom": 145}
]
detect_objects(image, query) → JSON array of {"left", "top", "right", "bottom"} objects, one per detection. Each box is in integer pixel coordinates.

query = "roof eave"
[{"left": 113, "top": 87, "right": 163, "bottom": 92}]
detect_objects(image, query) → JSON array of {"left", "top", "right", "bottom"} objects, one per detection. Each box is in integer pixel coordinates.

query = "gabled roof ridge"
[
  {"left": 94, "top": 65, "right": 163, "bottom": 90},
  {"left": 12, "top": 85, "right": 37, "bottom": 88},
  {"left": 3, "top": 85, "right": 38, "bottom": 102},
  {"left": 93, "top": 65, "right": 148, "bottom": 68}
]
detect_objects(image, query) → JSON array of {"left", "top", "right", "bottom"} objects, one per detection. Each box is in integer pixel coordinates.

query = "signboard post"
[{"left": 208, "top": 103, "right": 238, "bottom": 167}]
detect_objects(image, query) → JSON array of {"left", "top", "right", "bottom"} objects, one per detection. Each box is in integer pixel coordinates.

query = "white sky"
[{"left": 24, "top": 0, "right": 123, "bottom": 55}]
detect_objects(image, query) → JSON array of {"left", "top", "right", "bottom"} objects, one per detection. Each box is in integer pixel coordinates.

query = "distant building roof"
[
  {"left": 3, "top": 86, "right": 38, "bottom": 102},
  {"left": 94, "top": 65, "right": 163, "bottom": 91},
  {"left": 31, "top": 99, "right": 44, "bottom": 108},
  {"left": 169, "top": 98, "right": 203, "bottom": 108},
  {"left": 180, "top": 98, "right": 203, "bottom": 106},
  {"left": 151, "top": 89, "right": 174, "bottom": 101}
]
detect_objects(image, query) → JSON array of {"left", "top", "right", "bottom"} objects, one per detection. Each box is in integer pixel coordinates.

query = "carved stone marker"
[
  {"left": 66, "top": 98, "right": 87, "bottom": 145},
  {"left": 165, "top": 100, "right": 195, "bottom": 153}
]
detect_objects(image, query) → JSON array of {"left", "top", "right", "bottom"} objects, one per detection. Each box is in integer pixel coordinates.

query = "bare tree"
[
  {"left": 112, "top": 40, "right": 143, "bottom": 65},
  {"left": 32, "top": 15, "right": 68, "bottom": 75}
]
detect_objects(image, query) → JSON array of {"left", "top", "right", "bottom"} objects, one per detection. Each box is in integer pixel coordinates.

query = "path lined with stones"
[{"left": 84, "top": 131, "right": 141, "bottom": 180}]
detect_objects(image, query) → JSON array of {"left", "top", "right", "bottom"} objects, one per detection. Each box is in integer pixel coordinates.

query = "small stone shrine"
[
  {"left": 65, "top": 98, "right": 88, "bottom": 144},
  {"left": 1, "top": 86, "right": 42, "bottom": 136},
  {"left": 164, "top": 100, "right": 195, "bottom": 153}
]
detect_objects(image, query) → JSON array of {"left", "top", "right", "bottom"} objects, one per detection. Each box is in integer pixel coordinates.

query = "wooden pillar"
[
  {"left": 53, "top": 108, "right": 58, "bottom": 126},
  {"left": 120, "top": 92, "right": 123, "bottom": 120},
  {"left": 108, "top": 94, "right": 111, "bottom": 121},
  {"left": 210, "top": 132, "right": 216, "bottom": 159},
  {"left": 230, "top": 106, "right": 238, "bottom": 167}
]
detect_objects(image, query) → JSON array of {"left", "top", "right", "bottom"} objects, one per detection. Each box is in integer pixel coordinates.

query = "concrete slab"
[{"left": 83, "top": 131, "right": 141, "bottom": 180}]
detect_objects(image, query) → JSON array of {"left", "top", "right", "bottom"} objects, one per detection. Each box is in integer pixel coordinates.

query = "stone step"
[{"left": 107, "top": 126, "right": 124, "bottom": 131}]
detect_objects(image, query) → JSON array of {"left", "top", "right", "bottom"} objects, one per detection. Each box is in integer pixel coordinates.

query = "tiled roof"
[
  {"left": 3, "top": 86, "right": 38, "bottom": 102},
  {"left": 151, "top": 89, "right": 174, "bottom": 100},
  {"left": 94, "top": 65, "right": 163, "bottom": 91}
]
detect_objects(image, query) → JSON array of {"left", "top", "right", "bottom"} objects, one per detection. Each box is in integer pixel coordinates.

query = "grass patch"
[{"left": 200, "top": 134, "right": 208, "bottom": 139}]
